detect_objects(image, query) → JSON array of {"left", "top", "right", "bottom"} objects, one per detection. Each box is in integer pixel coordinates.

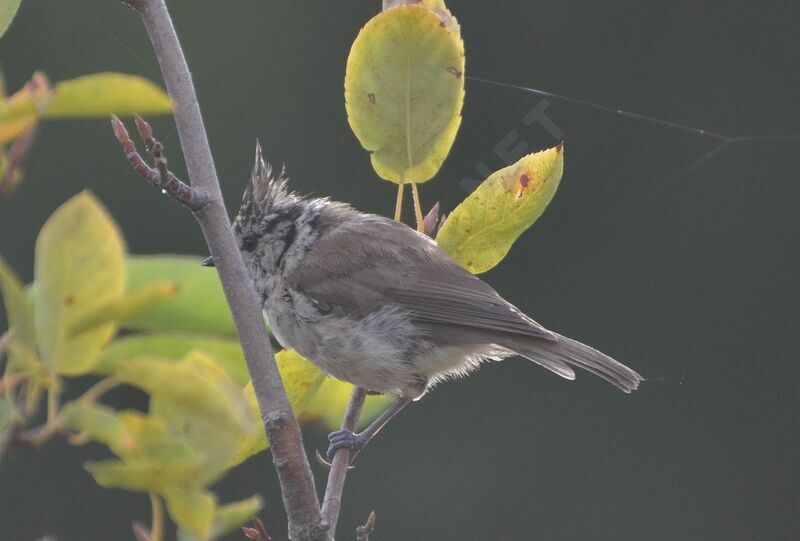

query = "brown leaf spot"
[
  {"left": 516, "top": 174, "right": 534, "bottom": 198},
  {"left": 556, "top": 142, "right": 564, "bottom": 153},
  {"left": 367, "top": 93, "right": 376, "bottom": 104},
  {"left": 64, "top": 295, "right": 75, "bottom": 306},
  {"left": 446, "top": 67, "right": 463, "bottom": 79}
]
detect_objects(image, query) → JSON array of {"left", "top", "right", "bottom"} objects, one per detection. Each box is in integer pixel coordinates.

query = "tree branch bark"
[{"left": 117, "top": 1, "right": 328, "bottom": 539}]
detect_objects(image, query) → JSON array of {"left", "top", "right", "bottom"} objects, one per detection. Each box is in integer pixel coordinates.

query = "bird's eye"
[{"left": 241, "top": 235, "right": 258, "bottom": 252}]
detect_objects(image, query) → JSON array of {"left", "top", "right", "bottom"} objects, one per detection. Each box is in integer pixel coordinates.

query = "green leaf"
[
  {"left": 95, "top": 333, "right": 249, "bottom": 385},
  {"left": 345, "top": 3, "right": 464, "bottom": 183},
  {"left": 436, "top": 144, "right": 565, "bottom": 274},
  {"left": 164, "top": 487, "right": 216, "bottom": 540},
  {"left": 5, "top": 340, "right": 51, "bottom": 386},
  {"left": 86, "top": 457, "right": 198, "bottom": 492},
  {"left": 68, "top": 281, "right": 177, "bottom": 338},
  {"left": 300, "top": 377, "right": 393, "bottom": 431},
  {"left": 230, "top": 349, "right": 325, "bottom": 466},
  {"left": 210, "top": 496, "right": 263, "bottom": 539},
  {"left": 42, "top": 73, "right": 172, "bottom": 119},
  {"left": 61, "top": 402, "right": 126, "bottom": 449},
  {"left": 117, "top": 352, "right": 252, "bottom": 435},
  {"left": 118, "top": 351, "right": 258, "bottom": 483},
  {"left": 125, "top": 256, "right": 236, "bottom": 336},
  {"left": 0, "top": 257, "right": 36, "bottom": 349},
  {"left": 0, "top": 0, "right": 22, "bottom": 39},
  {"left": 82, "top": 410, "right": 201, "bottom": 492},
  {"left": 0, "top": 394, "right": 14, "bottom": 464},
  {"left": 34, "top": 191, "right": 126, "bottom": 375}
]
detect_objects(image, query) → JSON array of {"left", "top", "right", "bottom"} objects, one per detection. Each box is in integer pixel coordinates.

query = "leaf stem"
[
  {"left": 79, "top": 377, "right": 121, "bottom": 404},
  {"left": 23, "top": 379, "right": 41, "bottom": 417},
  {"left": 411, "top": 182, "right": 424, "bottom": 232},
  {"left": 394, "top": 183, "right": 404, "bottom": 222},
  {"left": 0, "top": 331, "right": 18, "bottom": 399},
  {"left": 46, "top": 377, "right": 60, "bottom": 423},
  {"left": 149, "top": 492, "right": 164, "bottom": 541}
]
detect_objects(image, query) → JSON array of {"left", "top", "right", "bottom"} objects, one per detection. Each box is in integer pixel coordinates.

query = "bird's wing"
[{"left": 288, "top": 216, "right": 556, "bottom": 342}]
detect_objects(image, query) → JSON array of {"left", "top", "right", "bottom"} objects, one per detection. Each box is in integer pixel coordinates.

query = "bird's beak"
[{"left": 201, "top": 256, "right": 215, "bottom": 267}]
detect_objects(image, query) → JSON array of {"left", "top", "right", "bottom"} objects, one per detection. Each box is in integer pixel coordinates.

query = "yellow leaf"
[
  {"left": 436, "top": 144, "right": 565, "bottom": 274},
  {"left": 42, "top": 73, "right": 172, "bottom": 119},
  {"left": 0, "top": 116, "right": 34, "bottom": 145},
  {"left": 0, "top": 257, "right": 36, "bottom": 349},
  {"left": 118, "top": 351, "right": 252, "bottom": 436},
  {"left": 125, "top": 255, "right": 236, "bottom": 336},
  {"left": 163, "top": 487, "right": 216, "bottom": 540},
  {"left": 211, "top": 496, "right": 264, "bottom": 539},
  {"left": 61, "top": 402, "right": 127, "bottom": 449},
  {"left": 34, "top": 191, "right": 127, "bottom": 375},
  {"left": 345, "top": 3, "right": 465, "bottom": 183},
  {"left": 230, "top": 349, "right": 325, "bottom": 466},
  {"left": 118, "top": 351, "right": 258, "bottom": 483},
  {"left": 68, "top": 281, "right": 177, "bottom": 337},
  {"left": 86, "top": 457, "right": 198, "bottom": 493},
  {"left": 0, "top": 0, "right": 22, "bottom": 38},
  {"left": 95, "top": 332, "right": 249, "bottom": 385},
  {"left": 5, "top": 340, "right": 52, "bottom": 387}
]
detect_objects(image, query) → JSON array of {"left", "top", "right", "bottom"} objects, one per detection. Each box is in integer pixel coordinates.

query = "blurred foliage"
[
  {"left": 0, "top": 70, "right": 172, "bottom": 197},
  {"left": 0, "top": 193, "right": 392, "bottom": 538},
  {"left": 125, "top": 256, "right": 236, "bottom": 337},
  {"left": 34, "top": 192, "right": 127, "bottom": 375}
]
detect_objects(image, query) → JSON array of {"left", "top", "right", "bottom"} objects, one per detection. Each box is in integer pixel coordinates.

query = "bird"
[{"left": 204, "top": 144, "right": 642, "bottom": 461}]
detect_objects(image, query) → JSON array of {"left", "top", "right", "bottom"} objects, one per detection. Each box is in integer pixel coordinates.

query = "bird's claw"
[{"left": 326, "top": 428, "right": 368, "bottom": 462}]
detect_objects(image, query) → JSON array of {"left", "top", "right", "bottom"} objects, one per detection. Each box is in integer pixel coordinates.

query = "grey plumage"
[{"left": 232, "top": 144, "right": 642, "bottom": 402}]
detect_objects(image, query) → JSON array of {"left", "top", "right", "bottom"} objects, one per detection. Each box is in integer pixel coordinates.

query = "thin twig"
[
  {"left": 110, "top": 115, "right": 210, "bottom": 211},
  {"left": 321, "top": 387, "right": 367, "bottom": 536},
  {"left": 115, "top": 1, "right": 328, "bottom": 539},
  {"left": 242, "top": 517, "right": 273, "bottom": 541},
  {"left": 0, "top": 330, "right": 10, "bottom": 370},
  {"left": 355, "top": 511, "right": 376, "bottom": 541},
  {"left": 0, "top": 124, "right": 38, "bottom": 198},
  {"left": 132, "top": 521, "right": 152, "bottom": 541}
]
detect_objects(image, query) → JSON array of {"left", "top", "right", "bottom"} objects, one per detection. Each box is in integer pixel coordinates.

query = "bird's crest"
[{"left": 242, "top": 140, "right": 291, "bottom": 212}]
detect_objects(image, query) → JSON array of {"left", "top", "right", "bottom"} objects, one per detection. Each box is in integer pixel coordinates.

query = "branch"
[
  {"left": 321, "top": 387, "right": 367, "bottom": 536},
  {"left": 111, "top": 115, "right": 209, "bottom": 211},
  {"left": 355, "top": 511, "right": 376, "bottom": 541},
  {"left": 115, "top": 1, "right": 327, "bottom": 539},
  {"left": 242, "top": 518, "right": 273, "bottom": 541}
]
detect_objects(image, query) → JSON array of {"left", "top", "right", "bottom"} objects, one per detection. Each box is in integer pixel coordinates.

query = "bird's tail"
[{"left": 502, "top": 334, "right": 642, "bottom": 393}]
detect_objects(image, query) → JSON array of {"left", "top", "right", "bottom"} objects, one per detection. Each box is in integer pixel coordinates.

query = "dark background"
[{"left": 2, "top": 1, "right": 799, "bottom": 540}]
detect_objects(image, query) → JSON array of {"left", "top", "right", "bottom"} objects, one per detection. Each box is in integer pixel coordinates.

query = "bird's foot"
[{"left": 326, "top": 428, "right": 369, "bottom": 462}]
